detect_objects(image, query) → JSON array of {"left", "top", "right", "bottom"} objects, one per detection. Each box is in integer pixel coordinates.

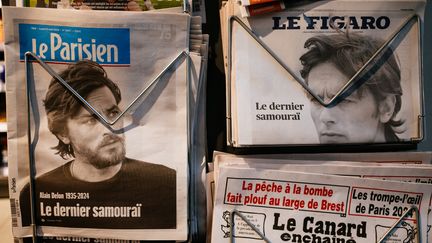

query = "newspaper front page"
[
  {"left": 210, "top": 154, "right": 432, "bottom": 242},
  {"left": 211, "top": 165, "right": 432, "bottom": 243},
  {"left": 4, "top": 6, "right": 189, "bottom": 241},
  {"left": 227, "top": 0, "right": 426, "bottom": 146}
]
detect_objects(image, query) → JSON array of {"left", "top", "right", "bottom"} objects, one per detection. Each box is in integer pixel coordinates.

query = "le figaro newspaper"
[
  {"left": 226, "top": 0, "right": 426, "bottom": 147},
  {"left": 3, "top": 7, "right": 190, "bottom": 241}
]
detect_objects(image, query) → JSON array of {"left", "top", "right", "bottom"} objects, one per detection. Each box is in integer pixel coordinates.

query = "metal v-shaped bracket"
[
  {"left": 25, "top": 51, "right": 189, "bottom": 127},
  {"left": 24, "top": 50, "right": 190, "bottom": 243},
  {"left": 227, "top": 14, "right": 421, "bottom": 108}
]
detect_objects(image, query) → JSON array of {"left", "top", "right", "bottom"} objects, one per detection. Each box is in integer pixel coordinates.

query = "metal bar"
[
  {"left": 377, "top": 206, "right": 420, "bottom": 243},
  {"left": 25, "top": 50, "right": 39, "bottom": 243},
  {"left": 183, "top": 0, "right": 189, "bottom": 13},
  {"left": 230, "top": 209, "right": 272, "bottom": 243}
]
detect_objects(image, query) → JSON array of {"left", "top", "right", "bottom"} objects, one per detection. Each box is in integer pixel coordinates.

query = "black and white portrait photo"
[
  {"left": 299, "top": 33, "right": 405, "bottom": 144},
  {"left": 19, "top": 60, "right": 177, "bottom": 229}
]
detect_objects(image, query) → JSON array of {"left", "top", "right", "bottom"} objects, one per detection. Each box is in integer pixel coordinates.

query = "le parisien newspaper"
[
  {"left": 211, "top": 160, "right": 432, "bottom": 243},
  {"left": 3, "top": 6, "right": 191, "bottom": 241},
  {"left": 222, "top": 0, "right": 426, "bottom": 147}
]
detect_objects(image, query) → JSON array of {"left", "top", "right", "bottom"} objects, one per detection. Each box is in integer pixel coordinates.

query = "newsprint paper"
[
  {"left": 3, "top": 7, "right": 189, "bottom": 241},
  {"left": 211, "top": 165, "right": 432, "bottom": 243},
  {"left": 211, "top": 154, "right": 432, "bottom": 242},
  {"left": 226, "top": 0, "right": 426, "bottom": 146}
]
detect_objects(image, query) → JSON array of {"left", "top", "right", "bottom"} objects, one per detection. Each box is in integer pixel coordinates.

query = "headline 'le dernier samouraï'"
[
  {"left": 31, "top": 33, "right": 119, "bottom": 63},
  {"left": 40, "top": 202, "right": 142, "bottom": 218},
  {"left": 255, "top": 102, "right": 304, "bottom": 121}
]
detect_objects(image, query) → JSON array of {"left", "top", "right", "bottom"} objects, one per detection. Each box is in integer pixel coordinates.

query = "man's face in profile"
[
  {"left": 61, "top": 86, "right": 126, "bottom": 169},
  {"left": 307, "top": 61, "right": 384, "bottom": 144}
]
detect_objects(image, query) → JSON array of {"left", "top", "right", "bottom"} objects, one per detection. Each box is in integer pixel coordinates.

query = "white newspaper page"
[
  {"left": 213, "top": 158, "right": 432, "bottom": 242},
  {"left": 4, "top": 7, "right": 189, "bottom": 241},
  {"left": 229, "top": 0, "right": 425, "bottom": 146},
  {"left": 211, "top": 165, "right": 432, "bottom": 243}
]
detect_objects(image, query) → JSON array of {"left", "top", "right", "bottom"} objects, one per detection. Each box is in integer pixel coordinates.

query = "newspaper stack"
[
  {"left": 3, "top": 6, "right": 207, "bottom": 242},
  {"left": 208, "top": 151, "right": 432, "bottom": 243},
  {"left": 189, "top": 15, "right": 210, "bottom": 243},
  {"left": 220, "top": 0, "right": 426, "bottom": 147}
]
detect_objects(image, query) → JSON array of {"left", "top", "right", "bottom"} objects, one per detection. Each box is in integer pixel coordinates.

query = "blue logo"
[{"left": 19, "top": 24, "right": 130, "bottom": 65}]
